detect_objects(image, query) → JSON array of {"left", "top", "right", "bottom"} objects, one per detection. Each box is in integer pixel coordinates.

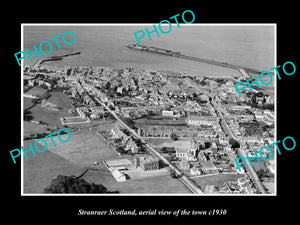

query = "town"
[{"left": 23, "top": 61, "right": 275, "bottom": 194}]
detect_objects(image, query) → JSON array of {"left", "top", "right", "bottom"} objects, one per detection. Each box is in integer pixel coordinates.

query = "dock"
[
  {"left": 126, "top": 44, "right": 260, "bottom": 79},
  {"left": 32, "top": 51, "right": 81, "bottom": 68}
]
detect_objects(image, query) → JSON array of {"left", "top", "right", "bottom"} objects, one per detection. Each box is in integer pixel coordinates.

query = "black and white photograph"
[
  {"left": 3, "top": 4, "right": 298, "bottom": 224},
  {"left": 21, "top": 24, "right": 276, "bottom": 195}
]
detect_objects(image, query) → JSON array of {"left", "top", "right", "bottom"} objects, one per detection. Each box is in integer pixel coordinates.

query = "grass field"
[
  {"left": 44, "top": 129, "right": 119, "bottom": 167},
  {"left": 23, "top": 121, "right": 58, "bottom": 138},
  {"left": 262, "top": 179, "right": 275, "bottom": 194},
  {"left": 23, "top": 97, "right": 35, "bottom": 110},
  {"left": 252, "top": 157, "right": 274, "bottom": 172},
  {"left": 81, "top": 169, "right": 191, "bottom": 194},
  {"left": 23, "top": 141, "right": 82, "bottom": 193},
  {"left": 192, "top": 173, "right": 247, "bottom": 190},
  {"left": 24, "top": 86, "right": 48, "bottom": 96},
  {"left": 23, "top": 127, "right": 192, "bottom": 194},
  {"left": 145, "top": 138, "right": 175, "bottom": 147},
  {"left": 23, "top": 128, "right": 118, "bottom": 193},
  {"left": 29, "top": 104, "right": 71, "bottom": 126},
  {"left": 47, "top": 91, "right": 72, "bottom": 109},
  {"left": 145, "top": 138, "right": 190, "bottom": 152},
  {"left": 25, "top": 91, "right": 74, "bottom": 125},
  {"left": 62, "top": 117, "right": 89, "bottom": 123}
]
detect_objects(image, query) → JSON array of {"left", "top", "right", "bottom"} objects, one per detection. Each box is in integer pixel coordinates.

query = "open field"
[
  {"left": 61, "top": 116, "right": 90, "bottom": 124},
  {"left": 81, "top": 169, "right": 191, "bottom": 194},
  {"left": 252, "top": 157, "right": 273, "bottom": 172},
  {"left": 192, "top": 173, "right": 247, "bottom": 190},
  {"left": 24, "top": 91, "right": 81, "bottom": 137},
  {"left": 23, "top": 121, "right": 58, "bottom": 138},
  {"left": 23, "top": 141, "right": 82, "bottom": 193},
  {"left": 262, "top": 179, "right": 275, "bottom": 194},
  {"left": 24, "top": 97, "right": 35, "bottom": 110},
  {"left": 24, "top": 91, "right": 75, "bottom": 126},
  {"left": 23, "top": 128, "right": 191, "bottom": 194},
  {"left": 29, "top": 104, "right": 71, "bottom": 126},
  {"left": 93, "top": 120, "right": 115, "bottom": 132},
  {"left": 145, "top": 138, "right": 176, "bottom": 146},
  {"left": 23, "top": 128, "right": 119, "bottom": 193},
  {"left": 47, "top": 91, "right": 72, "bottom": 109},
  {"left": 44, "top": 129, "right": 119, "bottom": 167},
  {"left": 146, "top": 138, "right": 190, "bottom": 152},
  {"left": 24, "top": 86, "right": 48, "bottom": 96}
]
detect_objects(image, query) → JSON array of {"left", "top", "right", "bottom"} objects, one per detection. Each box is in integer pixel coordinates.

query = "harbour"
[
  {"left": 126, "top": 44, "right": 261, "bottom": 79},
  {"left": 32, "top": 51, "right": 81, "bottom": 68}
]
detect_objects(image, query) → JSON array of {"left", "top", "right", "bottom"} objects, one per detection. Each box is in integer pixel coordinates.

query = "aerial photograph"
[{"left": 22, "top": 24, "right": 275, "bottom": 195}]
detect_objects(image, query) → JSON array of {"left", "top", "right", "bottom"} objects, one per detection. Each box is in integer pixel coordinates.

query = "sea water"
[{"left": 23, "top": 25, "right": 275, "bottom": 77}]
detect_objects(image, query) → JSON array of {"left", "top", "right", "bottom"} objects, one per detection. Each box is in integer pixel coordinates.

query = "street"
[
  {"left": 211, "top": 99, "right": 267, "bottom": 194},
  {"left": 89, "top": 90, "right": 204, "bottom": 194}
]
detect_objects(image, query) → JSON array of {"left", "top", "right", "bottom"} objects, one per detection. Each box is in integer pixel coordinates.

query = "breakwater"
[
  {"left": 126, "top": 44, "right": 261, "bottom": 78},
  {"left": 32, "top": 51, "right": 81, "bottom": 68}
]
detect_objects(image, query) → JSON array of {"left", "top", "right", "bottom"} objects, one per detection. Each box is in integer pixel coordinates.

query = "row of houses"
[
  {"left": 137, "top": 125, "right": 192, "bottom": 139},
  {"left": 253, "top": 109, "right": 275, "bottom": 125},
  {"left": 177, "top": 158, "right": 219, "bottom": 176},
  {"left": 187, "top": 115, "right": 220, "bottom": 126},
  {"left": 110, "top": 123, "right": 139, "bottom": 154},
  {"left": 205, "top": 177, "right": 254, "bottom": 194}
]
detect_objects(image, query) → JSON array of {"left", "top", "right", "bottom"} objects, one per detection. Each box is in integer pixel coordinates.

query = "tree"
[
  {"left": 66, "top": 68, "right": 72, "bottom": 76},
  {"left": 121, "top": 118, "right": 135, "bottom": 129},
  {"left": 229, "top": 138, "right": 240, "bottom": 148},
  {"left": 43, "top": 175, "right": 108, "bottom": 193},
  {"left": 105, "top": 81, "right": 111, "bottom": 90},
  {"left": 256, "top": 169, "right": 274, "bottom": 179},
  {"left": 170, "top": 133, "right": 179, "bottom": 141},
  {"left": 116, "top": 146, "right": 125, "bottom": 153},
  {"left": 170, "top": 169, "right": 178, "bottom": 179}
]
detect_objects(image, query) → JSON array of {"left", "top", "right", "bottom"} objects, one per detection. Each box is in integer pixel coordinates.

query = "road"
[
  {"left": 211, "top": 99, "right": 267, "bottom": 194},
  {"left": 88, "top": 90, "right": 204, "bottom": 194},
  {"left": 84, "top": 83, "right": 264, "bottom": 194}
]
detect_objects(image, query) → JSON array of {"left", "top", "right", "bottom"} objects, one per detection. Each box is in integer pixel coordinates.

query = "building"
[
  {"left": 176, "top": 149, "right": 197, "bottom": 161},
  {"left": 190, "top": 166, "right": 202, "bottom": 176},
  {"left": 134, "top": 156, "right": 159, "bottom": 171},
  {"left": 265, "top": 95, "right": 274, "bottom": 104},
  {"left": 193, "top": 129, "right": 216, "bottom": 139},
  {"left": 177, "top": 160, "right": 190, "bottom": 171},
  {"left": 76, "top": 107, "right": 87, "bottom": 118},
  {"left": 124, "top": 139, "right": 139, "bottom": 153},
  {"left": 198, "top": 160, "right": 218, "bottom": 174},
  {"left": 198, "top": 151, "right": 207, "bottom": 161},
  {"left": 171, "top": 140, "right": 197, "bottom": 161},
  {"left": 111, "top": 169, "right": 126, "bottom": 182},
  {"left": 110, "top": 123, "right": 125, "bottom": 139},
  {"left": 187, "top": 115, "right": 220, "bottom": 126},
  {"left": 204, "top": 184, "right": 218, "bottom": 194},
  {"left": 162, "top": 110, "right": 173, "bottom": 117},
  {"left": 137, "top": 125, "right": 192, "bottom": 138},
  {"left": 230, "top": 105, "right": 251, "bottom": 110},
  {"left": 253, "top": 110, "right": 264, "bottom": 121}
]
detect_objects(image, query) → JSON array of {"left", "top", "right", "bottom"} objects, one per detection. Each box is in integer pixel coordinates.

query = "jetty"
[
  {"left": 126, "top": 44, "right": 261, "bottom": 79},
  {"left": 32, "top": 51, "right": 81, "bottom": 68}
]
